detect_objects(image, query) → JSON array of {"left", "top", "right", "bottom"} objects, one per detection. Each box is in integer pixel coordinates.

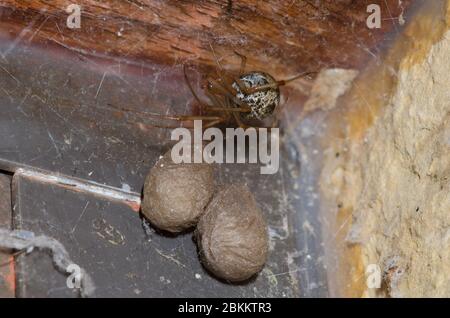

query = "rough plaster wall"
[{"left": 345, "top": 31, "right": 450, "bottom": 297}]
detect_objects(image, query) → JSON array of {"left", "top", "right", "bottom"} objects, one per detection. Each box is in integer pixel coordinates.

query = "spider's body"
[{"left": 232, "top": 72, "right": 280, "bottom": 120}]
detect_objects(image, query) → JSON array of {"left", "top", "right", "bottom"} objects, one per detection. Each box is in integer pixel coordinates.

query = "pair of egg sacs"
[{"left": 141, "top": 150, "right": 269, "bottom": 282}]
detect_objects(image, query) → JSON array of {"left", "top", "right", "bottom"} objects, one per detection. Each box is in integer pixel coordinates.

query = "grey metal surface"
[
  {"left": 0, "top": 35, "right": 327, "bottom": 297},
  {"left": 12, "top": 164, "right": 325, "bottom": 297},
  {"left": 0, "top": 32, "right": 178, "bottom": 191}
]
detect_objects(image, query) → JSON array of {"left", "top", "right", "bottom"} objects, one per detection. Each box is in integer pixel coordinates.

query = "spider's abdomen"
[{"left": 232, "top": 72, "right": 280, "bottom": 120}]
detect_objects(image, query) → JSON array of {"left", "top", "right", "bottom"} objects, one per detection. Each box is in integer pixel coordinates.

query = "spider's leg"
[
  {"left": 276, "top": 71, "right": 318, "bottom": 86},
  {"left": 232, "top": 77, "right": 250, "bottom": 93},
  {"left": 207, "top": 79, "right": 252, "bottom": 111},
  {"left": 184, "top": 64, "right": 216, "bottom": 114},
  {"left": 209, "top": 44, "right": 247, "bottom": 77},
  {"left": 270, "top": 97, "right": 287, "bottom": 128},
  {"left": 232, "top": 112, "right": 248, "bottom": 128},
  {"left": 229, "top": 116, "right": 279, "bottom": 132},
  {"left": 233, "top": 51, "right": 247, "bottom": 75},
  {"left": 203, "top": 118, "right": 226, "bottom": 128},
  {"left": 173, "top": 115, "right": 223, "bottom": 121},
  {"left": 204, "top": 56, "right": 250, "bottom": 99},
  {"left": 100, "top": 103, "right": 227, "bottom": 129},
  {"left": 126, "top": 115, "right": 226, "bottom": 129},
  {"left": 171, "top": 114, "right": 229, "bottom": 129},
  {"left": 211, "top": 66, "right": 247, "bottom": 93},
  {"left": 209, "top": 43, "right": 225, "bottom": 74},
  {"left": 221, "top": 96, "right": 251, "bottom": 129},
  {"left": 225, "top": 97, "right": 247, "bottom": 128},
  {"left": 204, "top": 91, "right": 250, "bottom": 115},
  {"left": 101, "top": 104, "right": 222, "bottom": 122},
  {"left": 207, "top": 78, "right": 235, "bottom": 96},
  {"left": 208, "top": 46, "right": 243, "bottom": 87},
  {"left": 238, "top": 71, "right": 318, "bottom": 95},
  {"left": 206, "top": 106, "right": 249, "bottom": 113},
  {"left": 183, "top": 66, "right": 250, "bottom": 118},
  {"left": 243, "top": 83, "right": 277, "bottom": 94}
]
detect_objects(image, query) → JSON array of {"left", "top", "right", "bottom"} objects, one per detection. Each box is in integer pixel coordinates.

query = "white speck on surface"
[
  {"left": 121, "top": 183, "right": 131, "bottom": 192},
  {"left": 398, "top": 12, "right": 406, "bottom": 25},
  {"left": 64, "top": 135, "right": 72, "bottom": 145}
]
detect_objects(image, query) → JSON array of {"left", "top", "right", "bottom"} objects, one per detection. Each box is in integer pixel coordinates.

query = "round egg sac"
[
  {"left": 141, "top": 150, "right": 215, "bottom": 233},
  {"left": 195, "top": 184, "right": 269, "bottom": 282}
]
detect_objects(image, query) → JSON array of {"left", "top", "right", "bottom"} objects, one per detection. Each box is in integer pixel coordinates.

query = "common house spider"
[
  {"left": 108, "top": 52, "right": 315, "bottom": 130},
  {"left": 176, "top": 51, "right": 316, "bottom": 129}
]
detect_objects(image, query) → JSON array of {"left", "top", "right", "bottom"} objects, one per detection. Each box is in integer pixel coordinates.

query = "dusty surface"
[
  {"left": 320, "top": 1, "right": 450, "bottom": 297},
  {"left": 302, "top": 69, "right": 359, "bottom": 114}
]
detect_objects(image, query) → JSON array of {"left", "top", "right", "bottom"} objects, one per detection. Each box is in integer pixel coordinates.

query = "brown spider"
[
  {"left": 107, "top": 52, "right": 315, "bottom": 129},
  {"left": 176, "top": 51, "right": 316, "bottom": 129}
]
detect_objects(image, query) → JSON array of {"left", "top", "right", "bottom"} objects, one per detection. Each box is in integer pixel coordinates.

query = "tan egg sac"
[
  {"left": 195, "top": 184, "right": 269, "bottom": 282},
  {"left": 141, "top": 150, "right": 215, "bottom": 233}
]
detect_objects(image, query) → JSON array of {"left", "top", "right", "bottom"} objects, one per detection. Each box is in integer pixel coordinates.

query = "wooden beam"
[{"left": 0, "top": 0, "right": 413, "bottom": 82}]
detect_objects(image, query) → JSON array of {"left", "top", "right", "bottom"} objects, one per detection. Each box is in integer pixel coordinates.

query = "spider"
[
  {"left": 177, "top": 51, "right": 316, "bottom": 129},
  {"left": 108, "top": 52, "right": 315, "bottom": 130}
]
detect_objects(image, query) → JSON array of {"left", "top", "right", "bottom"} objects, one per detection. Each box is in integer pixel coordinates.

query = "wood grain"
[{"left": 0, "top": 0, "right": 414, "bottom": 82}]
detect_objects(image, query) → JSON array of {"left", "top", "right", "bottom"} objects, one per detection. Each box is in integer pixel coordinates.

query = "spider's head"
[{"left": 232, "top": 72, "right": 280, "bottom": 120}]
